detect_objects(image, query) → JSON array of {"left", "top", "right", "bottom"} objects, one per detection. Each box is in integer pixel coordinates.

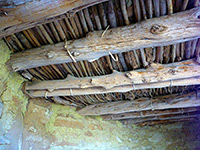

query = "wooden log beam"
[
  {"left": 103, "top": 107, "right": 199, "bottom": 120},
  {"left": 123, "top": 113, "right": 200, "bottom": 125},
  {"left": 27, "top": 76, "right": 200, "bottom": 97},
  {"left": 77, "top": 91, "right": 200, "bottom": 115},
  {"left": 0, "top": 0, "right": 108, "bottom": 38},
  {"left": 136, "top": 118, "right": 200, "bottom": 126},
  {"left": 7, "top": 8, "right": 200, "bottom": 71},
  {"left": 25, "top": 59, "right": 200, "bottom": 91},
  {"left": 52, "top": 96, "right": 82, "bottom": 108}
]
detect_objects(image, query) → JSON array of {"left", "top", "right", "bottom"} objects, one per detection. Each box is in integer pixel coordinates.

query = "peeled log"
[
  {"left": 25, "top": 59, "right": 200, "bottom": 91},
  {"left": 78, "top": 91, "right": 200, "bottom": 115},
  {"left": 103, "top": 107, "right": 199, "bottom": 120},
  {"left": 123, "top": 112, "right": 200, "bottom": 124},
  {"left": 27, "top": 76, "right": 200, "bottom": 97},
  {"left": 133, "top": 117, "right": 200, "bottom": 125},
  {"left": 0, "top": 0, "right": 108, "bottom": 39},
  {"left": 7, "top": 7, "right": 200, "bottom": 71}
]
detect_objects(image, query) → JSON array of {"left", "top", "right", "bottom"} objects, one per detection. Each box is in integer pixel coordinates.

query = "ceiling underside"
[{"left": 2, "top": 0, "right": 200, "bottom": 125}]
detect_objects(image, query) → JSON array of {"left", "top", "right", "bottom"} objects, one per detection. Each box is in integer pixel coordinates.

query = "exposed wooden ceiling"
[{"left": 1, "top": 0, "right": 200, "bottom": 125}]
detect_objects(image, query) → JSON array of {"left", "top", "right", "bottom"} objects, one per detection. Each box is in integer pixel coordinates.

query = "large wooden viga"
[
  {"left": 122, "top": 112, "right": 200, "bottom": 125},
  {"left": 27, "top": 77, "right": 200, "bottom": 97},
  {"left": 102, "top": 107, "right": 199, "bottom": 120},
  {"left": 77, "top": 91, "right": 200, "bottom": 115},
  {"left": 25, "top": 59, "right": 200, "bottom": 91},
  {"left": 0, "top": 0, "right": 108, "bottom": 39},
  {"left": 7, "top": 7, "right": 200, "bottom": 72},
  {"left": 25, "top": 59, "right": 200, "bottom": 97}
]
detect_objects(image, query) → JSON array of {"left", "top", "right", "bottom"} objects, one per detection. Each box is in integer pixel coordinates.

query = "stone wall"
[
  {"left": 23, "top": 98, "right": 200, "bottom": 150},
  {"left": 0, "top": 40, "right": 28, "bottom": 150},
  {"left": 0, "top": 40, "right": 200, "bottom": 150}
]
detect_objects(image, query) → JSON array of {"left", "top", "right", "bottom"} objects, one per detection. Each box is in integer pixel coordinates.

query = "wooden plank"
[
  {"left": 25, "top": 59, "right": 200, "bottom": 91},
  {"left": 26, "top": 76, "right": 200, "bottom": 97},
  {"left": 103, "top": 107, "right": 199, "bottom": 120},
  {"left": 77, "top": 91, "right": 200, "bottom": 115},
  {"left": 7, "top": 8, "right": 200, "bottom": 71},
  {"left": 0, "top": 0, "right": 108, "bottom": 38}
]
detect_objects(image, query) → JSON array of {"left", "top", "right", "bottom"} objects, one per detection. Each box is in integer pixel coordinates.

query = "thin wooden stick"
[{"left": 120, "top": 0, "right": 130, "bottom": 24}]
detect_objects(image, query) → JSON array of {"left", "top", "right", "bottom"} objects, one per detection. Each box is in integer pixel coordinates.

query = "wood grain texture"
[
  {"left": 0, "top": 0, "right": 108, "bottom": 38},
  {"left": 103, "top": 107, "right": 199, "bottom": 120},
  {"left": 123, "top": 112, "right": 200, "bottom": 124},
  {"left": 7, "top": 7, "right": 200, "bottom": 71},
  {"left": 78, "top": 91, "right": 200, "bottom": 115},
  {"left": 25, "top": 59, "right": 200, "bottom": 91},
  {"left": 26, "top": 76, "right": 200, "bottom": 97}
]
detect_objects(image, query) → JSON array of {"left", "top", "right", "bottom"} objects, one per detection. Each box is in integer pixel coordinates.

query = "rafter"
[
  {"left": 25, "top": 59, "right": 200, "bottom": 97},
  {"left": 7, "top": 8, "right": 200, "bottom": 72},
  {"left": 0, "top": 0, "right": 108, "bottom": 38},
  {"left": 78, "top": 91, "right": 200, "bottom": 115},
  {"left": 26, "top": 76, "right": 200, "bottom": 97},
  {"left": 102, "top": 107, "right": 199, "bottom": 120},
  {"left": 123, "top": 113, "right": 200, "bottom": 124}
]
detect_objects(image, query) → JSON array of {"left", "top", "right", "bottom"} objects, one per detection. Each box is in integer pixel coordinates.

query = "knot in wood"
[
  {"left": 0, "top": 10, "right": 8, "bottom": 17},
  {"left": 168, "top": 69, "right": 176, "bottom": 75},
  {"left": 125, "top": 72, "right": 132, "bottom": 78},
  {"left": 72, "top": 51, "right": 80, "bottom": 57},
  {"left": 150, "top": 24, "right": 167, "bottom": 34},
  {"left": 45, "top": 52, "right": 54, "bottom": 59}
]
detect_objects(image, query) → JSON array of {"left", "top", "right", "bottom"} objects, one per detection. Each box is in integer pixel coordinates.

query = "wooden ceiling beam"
[
  {"left": 25, "top": 59, "right": 200, "bottom": 90},
  {"left": 135, "top": 118, "right": 200, "bottom": 125},
  {"left": 0, "top": 0, "right": 108, "bottom": 38},
  {"left": 7, "top": 7, "right": 200, "bottom": 72},
  {"left": 25, "top": 59, "right": 200, "bottom": 97},
  {"left": 123, "top": 112, "right": 200, "bottom": 125},
  {"left": 103, "top": 107, "right": 199, "bottom": 120},
  {"left": 26, "top": 76, "right": 200, "bottom": 97},
  {"left": 77, "top": 91, "right": 200, "bottom": 115}
]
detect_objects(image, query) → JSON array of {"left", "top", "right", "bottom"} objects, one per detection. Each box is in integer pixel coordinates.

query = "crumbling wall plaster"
[{"left": 0, "top": 40, "right": 28, "bottom": 150}]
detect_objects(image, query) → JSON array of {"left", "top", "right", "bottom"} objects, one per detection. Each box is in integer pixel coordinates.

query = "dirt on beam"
[{"left": 7, "top": 7, "right": 200, "bottom": 71}]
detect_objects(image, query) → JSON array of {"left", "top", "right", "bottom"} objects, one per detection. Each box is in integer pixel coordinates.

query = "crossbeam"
[
  {"left": 0, "top": 0, "right": 108, "bottom": 38},
  {"left": 78, "top": 91, "right": 200, "bottom": 115},
  {"left": 103, "top": 107, "right": 199, "bottom": 120},
  {"left": 123, "top": 112, "right": 200, "bottom": 124},
  {"left": 7, "top": 8, "right": 200, "bottom": 71},
  {"left": 25, "top": 59, "right": 200, "bottom": 97},
  {"left": 25, "top": 59, "right": 200, "bottom": 91},
  {"left": 27, "top": 77, "right": 200, "bottom": 97}
]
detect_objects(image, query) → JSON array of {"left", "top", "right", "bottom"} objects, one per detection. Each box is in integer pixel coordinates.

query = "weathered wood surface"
[
  {"left": 0, "top": 0, "right": 108, "bottom": 38},
  {"left": 103, "top": 107, "right": 199, "bottom": 120},
  {"left": 52, "top": 96, "right": 82, "bottom": 107},
  {"left": 123, "top": 113, "right": 200, "bottom": 124},
  {"left": 25, "top": 59, "right": 200, "bottom": 91},
  {"left": 135, "top": 118, "right": 200, "bottom": 125},
  {"left": 78, "top": 91, "right": 200, "bottom": 115},
  {"left": 27, "top": 76, "right": 200, "bottom": 97},
  {"left": 7, "top": 8, "right": 200, "bottom": 71}
]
